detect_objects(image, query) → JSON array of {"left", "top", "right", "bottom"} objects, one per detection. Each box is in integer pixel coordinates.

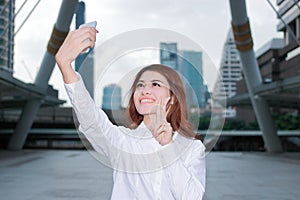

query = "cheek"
[
  {"left": 133, "top": 92, "right": 139, "bottom": 106},
  {"left": 160, "top": 89, "right": 171, "bottom": 99}
]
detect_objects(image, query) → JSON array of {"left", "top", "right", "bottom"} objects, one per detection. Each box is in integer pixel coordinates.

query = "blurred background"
[
  {"left": 0, "top": 0, "right": 299, "bottom": 199},
  {"left": 1, "top": 0, "right": 298, "bottom": 151}
]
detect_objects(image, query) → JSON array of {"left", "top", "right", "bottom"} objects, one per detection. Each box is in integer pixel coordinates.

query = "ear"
[
  {"left": 166, "top": 96, "right": 173, "bottom": 115},
  {"left": 170, "top": 95, "right": 174, "bottom": 105}
]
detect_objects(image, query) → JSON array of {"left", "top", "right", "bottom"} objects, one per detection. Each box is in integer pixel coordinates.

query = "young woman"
[{"left": 56, "top": 26, "right": 206, "bottom": 199}]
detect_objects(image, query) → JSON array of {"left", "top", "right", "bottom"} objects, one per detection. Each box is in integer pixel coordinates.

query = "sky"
[{"left": 13, "top": 0, "right": 281, "bottom": 106}]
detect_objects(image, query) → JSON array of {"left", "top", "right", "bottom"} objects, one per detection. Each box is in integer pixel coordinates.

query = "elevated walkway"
[
  {"left": 0, "top": 68, "right": 64, "bottom": 109},
  {"left": 0, "top": 150, "right": 299, "bottom": 199}
]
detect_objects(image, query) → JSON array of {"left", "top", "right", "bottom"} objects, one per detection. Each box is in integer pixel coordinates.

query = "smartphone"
[
  {"left": 79, "top": 21, "right": 97, "bottom": 53},
  {"left": 79, "top": 21, "right": 97, "bottom": 29}
]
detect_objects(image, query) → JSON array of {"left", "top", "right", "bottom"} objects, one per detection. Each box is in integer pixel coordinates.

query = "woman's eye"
[
  {"left": 152, "top": 82, "right": 161, "bottom": 87},
  {"left": 136, "top": 83, "right": 144, "bottom": 88}
]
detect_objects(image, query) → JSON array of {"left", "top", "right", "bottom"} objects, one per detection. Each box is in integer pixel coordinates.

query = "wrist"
[{"left": 56, "top": 56, "right": 71, "bottom": 69}]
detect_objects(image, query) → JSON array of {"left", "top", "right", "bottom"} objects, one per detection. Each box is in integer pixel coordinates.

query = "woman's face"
[{"left": 133, "top": 71, "right": 171, "bottom": 115}]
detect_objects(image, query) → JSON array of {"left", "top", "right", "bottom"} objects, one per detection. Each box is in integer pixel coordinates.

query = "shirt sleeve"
[
  {"left": 164, "top": 139, "right": 206, "bottom": 200},
  {"left": 64, "top": 73, "right": 124, "bottom": 158}
]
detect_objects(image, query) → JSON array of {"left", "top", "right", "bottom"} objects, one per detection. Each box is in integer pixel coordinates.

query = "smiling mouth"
[{"left": 140, "top": 99, "right": 155, "bottom": 103}]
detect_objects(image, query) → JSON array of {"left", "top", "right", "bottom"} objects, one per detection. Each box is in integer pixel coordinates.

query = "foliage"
[
  {"left": 197, "top": 113, "right": 299, "bottom": 130},
  {"left": 272, "top": 112, "right": 300, "bottom": 130}
]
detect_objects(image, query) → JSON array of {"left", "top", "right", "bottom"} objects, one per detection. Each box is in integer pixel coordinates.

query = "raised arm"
[
  {"left": 55, "top": 27, "right": 130, "bottom": 160},
  {"left": 55, "top": 27, "right": 98, "bottom": 83}
]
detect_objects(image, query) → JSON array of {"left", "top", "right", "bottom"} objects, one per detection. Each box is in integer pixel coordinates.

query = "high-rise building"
[
  {"left": 179, "top": 50, "right": 207, "bottom": 108},
  {"left": 81, "top": 50, "right": 94, "bottom": 98},
  {"left": 214, "top": 29, "right": 242, "bottom": 102},
  {"left": 75, "top": 1, "right": 85, "bottom": 72},
  {"left": 74, "top": 1, "right": 94, "bottom": 98},
  {"left": 102, "top": 84, "right": 122, "bottom": 110},
  {"left": 277, "top": 0, "right": 300, "bottom": 46},
  {"left": 0, "top": 0, "right": 15, "bottom": 71},
  {"left": 159, "top": 42, "right": 208, "bottom": 108},
  {"left": 160, "top": 42, "right": 178, "bottom": 70}
]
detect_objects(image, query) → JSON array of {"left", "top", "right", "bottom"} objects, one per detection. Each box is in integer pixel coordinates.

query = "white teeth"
[{"left": 141, "top": 99, "right": 154, "bottom": 103}]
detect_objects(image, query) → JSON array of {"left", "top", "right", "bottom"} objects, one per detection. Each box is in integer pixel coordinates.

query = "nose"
[{"left": 142, "top": 84, "right": 151, "bottom": 95}]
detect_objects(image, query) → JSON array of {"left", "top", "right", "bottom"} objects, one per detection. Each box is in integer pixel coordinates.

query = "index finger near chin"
[
  {"left": 156, "top": 98, "right": 166, "bottom": 124},
  {"left": 161, "top": 97, "right": 170, "bottom": 117}
]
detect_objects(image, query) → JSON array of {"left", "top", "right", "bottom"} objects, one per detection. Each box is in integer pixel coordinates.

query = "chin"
[{"left": 136, "top": 105, "right": 156, "bottom": 115}]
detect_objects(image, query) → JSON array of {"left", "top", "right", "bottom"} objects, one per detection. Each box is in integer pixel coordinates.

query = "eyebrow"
[
  {"left": 137, "top": 80, "right": 165, "bottom": 83},
  {"left": 136, "top": 79, "right": 170, "bottom": 89}
]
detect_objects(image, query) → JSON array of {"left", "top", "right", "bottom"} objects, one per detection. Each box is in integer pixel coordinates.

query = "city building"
[
  {"left": 179, "top": 50, "right": 207, "bottom": 108},
  {"left": 102, "top": 84, "right": 122, "bottom": 110},
  {"left": 0, "top": 0, "right": 15, "bottom": 71},
  {"left": 159, "top": 42, "right": 208, "bottom": 108},
  {"left": 74, "top": 1, "right": 94, "bottom": 98},
  {"left": 160, "top": 42, "right": 178, "bottom": 70},
  {"left": 213, "top": 29, "right": 242, "bottom": 102},
  {"left": 229, "top": 0, "right": 300, "bottom": 123},
  {"left": 80, "top": 50, "right": 94, "bottom": 98},
  {"left": 75, "top": 1, "right": 85, "bottom": 72}
]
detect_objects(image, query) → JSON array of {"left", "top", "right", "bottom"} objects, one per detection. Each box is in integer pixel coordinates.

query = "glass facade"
[
  {"left": 159, "top": 42, "right": 207, "bottom": 108},
  {"left": 179, "top": 50, "right": 206, "bottom": 108},
  {"left": 102, "top": 84, "right": 122, "bottom": 110},
  {"left": 159, "top": 42, "right": 178, "bottom": 70},
  {"left": 0, "top": 0, "right": 14, "bottom": 71}
]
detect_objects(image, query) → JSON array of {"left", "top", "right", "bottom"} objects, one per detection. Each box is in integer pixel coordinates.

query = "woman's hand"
[
  {"left": 153, "top": 99, "right": 173, "bottom": 146},
  {"left": 55, "top": 27, "right": 98, "bottom": 83}
]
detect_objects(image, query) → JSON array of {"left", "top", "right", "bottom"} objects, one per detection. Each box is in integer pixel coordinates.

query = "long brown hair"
[{"left": 127, "top": 64, "right": 195, "bottom": 138}]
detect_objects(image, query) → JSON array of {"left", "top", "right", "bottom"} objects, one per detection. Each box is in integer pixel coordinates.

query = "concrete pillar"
[
  {"left": 295, "top": 17, "right": 300, "bottom": 39},
  {"left": 229, "top": 0, "right": 283, "bottom": 152},
  {"left": 8, "top": 0, "right": 79, "bottom": 150}
]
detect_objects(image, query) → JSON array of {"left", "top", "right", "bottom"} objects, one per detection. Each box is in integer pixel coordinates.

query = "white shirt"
[{"left": 64, "top": 74, "right": 206, "bottom": 200}]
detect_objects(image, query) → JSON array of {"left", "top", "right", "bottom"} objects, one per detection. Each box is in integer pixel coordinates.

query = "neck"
[{"left": 143, "top": 114, "right": 156, "bottom": 133}]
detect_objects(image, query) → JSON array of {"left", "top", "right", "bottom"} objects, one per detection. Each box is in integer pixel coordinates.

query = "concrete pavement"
[{"left": 0, "top": 150, "right": 299, "bottom": 200}]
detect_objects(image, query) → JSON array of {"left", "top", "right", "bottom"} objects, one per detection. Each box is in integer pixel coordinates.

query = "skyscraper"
[
  {"left": 159, "top": 42, "right": 207, "bottom": 108},
  {"left": 0, "top": 0, "right": 15, "bottom": 71},
  {"left": 102, "top": 84, "right": 122, "bottom": 110},
  {"left": 81, "top": 50, "right": 94, "bottom": 98},
  {"left": 214, "top": 29, "right": 242, "bottom": 101},
  {"left": 75, "top": 1, "right": 86, "bottom": 72},
  {"left": 160, "top": 42, "right": 178, "bottom": 70},
  {"left": 74, "top": 1, "right": 94, "bottom": 98},
  {"left": 179, "top": 50, "right": 206, "bottom": 108}
]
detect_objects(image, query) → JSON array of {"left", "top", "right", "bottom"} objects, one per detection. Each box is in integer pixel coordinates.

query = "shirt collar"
[{"left": 136, "top": 121, "right": 179, "bottom": 141}]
